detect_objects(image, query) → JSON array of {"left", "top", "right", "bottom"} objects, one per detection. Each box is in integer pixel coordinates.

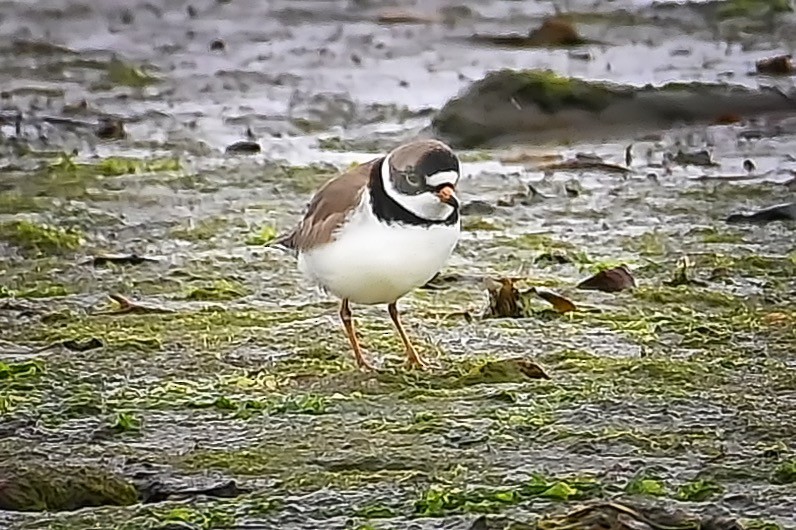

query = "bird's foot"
[
  {"left": 355, "top": 355, "right": 378, "bottom": 372},
  {"left": 403, "top": 351, "right": 431, "bottom": 370}
]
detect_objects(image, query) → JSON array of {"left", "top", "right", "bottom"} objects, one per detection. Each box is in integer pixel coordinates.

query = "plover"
[{"left": 273, "top": 139, "right": 462, "bottom": 370}]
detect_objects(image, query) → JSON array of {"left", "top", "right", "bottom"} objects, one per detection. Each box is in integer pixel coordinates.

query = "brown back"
[{"left": 274, "top": 158, "right": 378, "bottom": 252}]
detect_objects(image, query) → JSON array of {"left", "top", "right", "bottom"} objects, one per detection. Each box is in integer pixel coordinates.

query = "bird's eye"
[{"left": 404, "top": 173, "right": 422, "bottom": 188}]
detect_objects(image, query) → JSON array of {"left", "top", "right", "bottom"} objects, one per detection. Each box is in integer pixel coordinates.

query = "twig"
[{"left": 93, "top": 293, "right": 174, "bottom": 316}]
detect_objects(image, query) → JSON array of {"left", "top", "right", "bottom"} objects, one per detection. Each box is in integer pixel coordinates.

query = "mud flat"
[{"left": 1, "top": 0, "right": 795, "bottom": 529}]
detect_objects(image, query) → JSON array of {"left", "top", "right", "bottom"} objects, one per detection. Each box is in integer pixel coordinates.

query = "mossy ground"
[
  {"left": 2, "top": 0, "right": 796, "bottom": 527},
  {"left": 2, "top": 133, "right": 795, "bottom": 530}
]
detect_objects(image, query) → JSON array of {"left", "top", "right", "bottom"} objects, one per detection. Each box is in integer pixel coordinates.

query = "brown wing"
[{"left": 273, "top": 158, "right": 379, "bottom": 252}]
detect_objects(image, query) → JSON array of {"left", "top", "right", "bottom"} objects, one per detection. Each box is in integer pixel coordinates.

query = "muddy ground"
[{"left": 1, "top": 0, "right": 795, "bottom": 529}]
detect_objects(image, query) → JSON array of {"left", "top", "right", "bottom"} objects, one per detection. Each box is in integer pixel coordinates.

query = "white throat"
[{"left": 379, "top": 154, "right": 457, "bottom": 221}]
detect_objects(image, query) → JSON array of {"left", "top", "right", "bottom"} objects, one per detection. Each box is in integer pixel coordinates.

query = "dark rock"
[
  {"left": 673, "top": 149, "right": 718, "bottom": 167},
  {"left": 577, "top": 265, "right": 636, "bottom": 293},
  {"left": 535, "top": 250, "right": 573, "bottom": 266},
  {"left": 461, "top": 200, "right": 496, "bottom": 216},
  {"left": 726, "top": 202, "right": 796, "bottom": 224},
  {"left": 120, "top": 9, "right": 134, "bottom": 24},
  {"left": 431, "top": 69, "right": 796, "bottom": 148},
  {"left": 95, "top": 118, "right": 126, "bottom": 140},
  {"left": 210, "top": 39, "right": 226, "bottom": 51},
  {"left": 225, "top": 140, "right": 261, "bottom": 154},
  {"left": 468, "top": 515, "right": 489, "bottom": 530}
]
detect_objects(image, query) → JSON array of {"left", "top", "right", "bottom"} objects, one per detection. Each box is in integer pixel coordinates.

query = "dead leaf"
[
  {"left": 61, "top": 338, "right": 104, "bottom": 352},
  {"left": 499, "top": 151, "right": 562, "bottom": 165},
  {"left": 469, "top": 16, "right": 589, "bottom": 48},
  {"left": 762, "top": 312, "right": 792, "bottom": 326},
  {"left": 94, "top": 293, "right": 175, "bottom": 316},
  {"left": 714, "top": 113, "right": 742, "bottom": 125},
  {"left": 529, "top": 287, "right": 577, "bottom": 313},
  {"left": 577, "top": 266, "right": 636, "bottom": 293},
  {"left": 484, "top": 278, "right": 577, "bottom": 317},
  {"left": 755, "top": 54, "right": 795, "bottom": 76},
  {"left": 527, "top": 17, "right": 586, "bottom": 46},
  {"left": 538, "top": 157, "right": 630, "bottom": 175},
  {"left": 537, "top": 501, "right": 743, "bottom": 530},
  {"left": 512, "top": 358, "right": 551, "bottom": 380},
  {"left": 483, "top": 277, "right": 523, "bottom": 318},
  {"left": 376, "top": 9, "right": 440, "bottom": 24}
]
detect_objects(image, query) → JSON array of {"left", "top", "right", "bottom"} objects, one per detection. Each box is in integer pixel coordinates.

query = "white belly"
[{"left": 298, "top": 209, "right": 460, "bottom": 305}]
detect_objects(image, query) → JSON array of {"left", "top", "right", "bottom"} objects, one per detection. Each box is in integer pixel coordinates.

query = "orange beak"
[{"left": 436, "top": 184, "right": 457, "bottom": 206}]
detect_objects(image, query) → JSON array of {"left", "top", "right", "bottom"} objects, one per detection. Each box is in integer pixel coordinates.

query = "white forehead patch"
[{"left": 426, "top": 170, "right": 459, "bottom": 188}]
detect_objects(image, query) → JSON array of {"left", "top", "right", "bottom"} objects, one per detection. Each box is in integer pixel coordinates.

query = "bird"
[{"left": 272, "top": 139, "right": 462, "bottom": 370}]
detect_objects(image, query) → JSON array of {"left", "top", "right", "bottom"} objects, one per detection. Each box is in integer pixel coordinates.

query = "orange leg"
[
  {"left": 388, "top": 302, "right": 427, "bottom": 368},
  {"left": 339, "top": 299, "right": 374, "bottom": 371}
]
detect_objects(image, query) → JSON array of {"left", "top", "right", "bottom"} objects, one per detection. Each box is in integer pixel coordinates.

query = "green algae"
[
  {"left": 432, "top": 69, "right": 628, "bottom": 147},
  {"left": 688, "top": 226, "right": 745, "bottom": 244},
  {"left": 279, "top": 163, "right": 340, "bottom": 193},
  {"left": 456, "top": 358, "right": 548, "bottom": 386},
  {"left": 18, "top": 496, "right": 279, "bottom": 530},
  {"left": 484, "top": 70, "right": 620, "bottom": 115},
  {"left": 462, "top": 217, "right": 503, "bottom": 231},
  {"left": 47, "top": 152, "right": 180, "bottom": 178},
  {"left": 772, "top": 459, "right": 796, "bottom": 484},
  {"left": 716, "top": 0, "right": 792, "bottom": 18},
  {"left": 0, "top": 463, "right": 138, "bottom": 512},
  {"left": 183, "top": 279, "right": 249, "bottom": 301},
  {"left": 622, "top": 230, "right": 671, "bottom": 256},
  {"left": 625, "top": 473, "right": 668, "bottom": 496},
  {"left": 0, "top": 360, "right": 45, "bottom": 381},
  {"left": 674, "top": 478, "right": 724, "bottom": 501},
  {"left": 499, "top": 232, "right": 577, "bottom": 253},
  {"left": 414, "top": 473, "right": 603, "bottom": 516},
  {"left": 0, "top": 9, "right": 793, "bottom": 530},
  {"left": 104, "top": 57, "right": 159, "bottom": 87},
  {"left": 0, "top": 220, "right": 84, "bottom": 255},
  {"left": 1, "top": 153, "right": 182, "bottom": 207},
  {"left": 0, "top": 281, "right": 71, "bottom": 299},
  {"left": 0, "top": 193, "right": 47, "bottom": 214},
  {"left": 632, "top": 285, "right": 742, "bottom": 309},
  {"left": 186, "top": 392, "right": 328, "bottom": 418},
  {"left": 245, "top": 225, "right": 278, "bottom": 245},
  {"left": 171, "top": 217, "right": 240, "bottom": 242},
  {"left": 109, "top": 411, "right": 142, "bottom": 434},
  {"left": 458, "top": 150, "right": 494, "bottom": 162},
  {"left": 1, "top": 124, "right": 795, "bottom": 530},
  {"left": 2, "top": 306, "right": 320, "bottom": 356}
]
